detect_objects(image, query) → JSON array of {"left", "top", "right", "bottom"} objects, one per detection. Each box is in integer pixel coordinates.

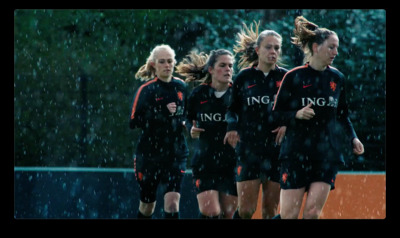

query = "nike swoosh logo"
[
  {"left": 200, "top": 100, "right": 208, "bottom": 104},
  {"left": 247, "top": 84, "right": 256, "bottom": 88},
  {"left": 303, "top": 84, "right": 312, "bottom": 88},
  {"left": 155, "top": 97, "right": 164, "bottom": 101}
]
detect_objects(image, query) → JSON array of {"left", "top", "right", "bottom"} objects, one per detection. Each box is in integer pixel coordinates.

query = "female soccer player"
[
  {"left": 176, "top": 49, "right": 238, "bottom": 219},
  {"left": 224, "top": 21, "right": 288, "bottom": 219},
  {"left": 129, "top": 44, "right": 189, "bottom": 219},
  {"left": 273, "top": 16, "right": 364, "bottom": 219}
]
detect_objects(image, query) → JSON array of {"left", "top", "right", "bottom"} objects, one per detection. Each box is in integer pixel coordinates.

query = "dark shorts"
[
  {"left": 236, "top": 143, "right": 280, "bottom": 183},
  {"left": 193, "top": 172, "right": 237, "bottom": 196},
  {"left": 134, "top": 157, "right": 186, "bottom": 203},
  {"left": 279, "top": 158, "right": 340, "bottom": 191}
]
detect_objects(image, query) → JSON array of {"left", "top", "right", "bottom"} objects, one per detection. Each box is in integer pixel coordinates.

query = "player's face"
[
  {"left": 256, "top": 36, "right": 281, "bottom": 66},
  {"left": 316, "top": 34, "right": 339, "bottom": 66},
  {"left": 209, "top": 54, "right": 233, "bottom": 84},
  {"left": 153, "top": 50, "right": 175, "bottom": 80}
]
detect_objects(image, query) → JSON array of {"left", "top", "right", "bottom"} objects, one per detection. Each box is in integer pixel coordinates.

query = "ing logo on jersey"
[
  {"left": 177, "top": 91, "right": 183, "bottom": 101},
  {"left": 330, "top": 81, "right": 337, "bottom": 92}
]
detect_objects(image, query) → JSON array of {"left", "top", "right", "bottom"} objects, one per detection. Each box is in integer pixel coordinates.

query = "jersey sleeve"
[
  {"left": 272, "top": 72, "right": 298, "bottom": 125},
  {"left": 185, "top": 89, "right": 197, "bottom": 134},
  {"left": 129, "top": 84, "right": 148, "bottom": 129},
  {"left": 226, "top": 75, "right": 242, "bottom": 132},
  {"left": 337, "top": 77, "right": 358, "bottom": 144}
]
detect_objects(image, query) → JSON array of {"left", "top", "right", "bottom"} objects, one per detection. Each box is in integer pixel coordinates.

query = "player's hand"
[
  {"left": 223, "top": 130, "right": 240, "bottom": 148},
  {"left": 352, "top": 138, "right": 365, "bottom": 155},
  {"left": 167, "top": 102, "right": 177, "bottom": 114},
  {"left": 295, "top": 103, "right": 315, "bottom": 120},
  {"left": 272, "top": 126, "right": 286, "bottom": 145},
  {"left": 190, "top": 120, "right": 205, "bottom": 139}
]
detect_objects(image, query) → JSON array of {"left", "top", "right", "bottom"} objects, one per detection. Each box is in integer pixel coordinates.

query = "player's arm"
[
  {"left": 337, "top": 79, "right": 364, "bottom": 154},
  {"left": 129, "top": 86, "right": 148, "bottom": 129},
  {"left": 185, "top": 89, "right": 197, "bottom": 134},
  {"left": 129, "top": 84, "right": 166, "bottom": 129},
  {"left": 224, "top": 77, "right": 242, "bottom": 147},
  {"left": 272, "top": 72, "right": 298, "bottom": 123},
  {"left": 226, "top": 76, "right": 242, "bottom": 132}
]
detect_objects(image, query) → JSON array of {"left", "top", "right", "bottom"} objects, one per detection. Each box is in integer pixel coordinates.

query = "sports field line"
[{"left": 14, "top": 166, "right": 385, "bottom": 175}]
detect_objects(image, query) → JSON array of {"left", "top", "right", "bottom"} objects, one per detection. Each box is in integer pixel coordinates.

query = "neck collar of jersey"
[
  {"left": 155, "top": 76, "right": 173, "bottom": 84},
  {"left": 305, "top": 62, "right": 331, "bottom": 72}
]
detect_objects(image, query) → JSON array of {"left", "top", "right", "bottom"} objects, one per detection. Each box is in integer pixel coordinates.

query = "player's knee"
[
  {"left": 280, "top": 207, "right": 301, "bottom": 219},
  {"left": 164, "top": 192, "right": 181, "bottom": 213},
  {"left": 164, "top": 202, "right": 179, "bottom": 213},
  {"left": 238, "top": 206, "right": 256, "bottom": 219},
  {"left": 222, "top": 206, "right": 236, "bottom": 219},
  {"left": 262, "top": 207, "right": 279, "bottom": 219},
  {"left": 281, "top": 211, "right": 299, "bottom": 219},
  {"left": 139, "top": 201, "right": 156, "bottom": 216},
  {"left": 197, "top": 194, "right": 221, "bottom": 218},
  {"left": 164, "top": 199, "right": 180, "bottom": 213},
  {"left": 200, "top": 205, "right": 221, "bottom": 217},
  {"left": 303, "top": 206, "right": 322, "bottom": 219}
]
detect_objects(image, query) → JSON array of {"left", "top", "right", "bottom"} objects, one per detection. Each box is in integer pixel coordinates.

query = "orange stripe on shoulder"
[
  {"left": 238, "top": 65, "right": 254, "bottom": 73},
  {"left": 130, "top": 78, "right": 158, "bottom": 119},
  {"left": 285, "top": 64, "right": 309, "bottom": 75},
  {"left": 272, "top": 65, "right": 308, "bottom": 110},
  {"left": 173, "top": 77, "right": 185, "bottom": 83}
]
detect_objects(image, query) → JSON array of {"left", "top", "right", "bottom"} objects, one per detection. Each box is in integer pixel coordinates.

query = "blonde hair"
[
  {"left": 292, "top": 16, "right": 337, "bottom": 63},
  {"left": 176, "top": 49, "right": 234, "bottom": 84},
  {"left": 176, "top": 51, "right": 208, "bottom": 82},
  {"left": 135, "top": 44, "right": 177, "bottom": 81},
  {"left": 234, "top": 21, "right": 283, "bottom": 69}
]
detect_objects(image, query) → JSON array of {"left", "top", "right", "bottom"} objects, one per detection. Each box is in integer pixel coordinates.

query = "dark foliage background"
[{"left": 14, "top": 9, "right": 386, "bottom": 170}]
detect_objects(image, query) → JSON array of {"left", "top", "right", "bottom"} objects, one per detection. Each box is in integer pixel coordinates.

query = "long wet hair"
[
  {"left": 291, "top": 16, "right": 337, "bottom": 63},
  {"left": 135, "top": 44, "right": 177, "bottom": 81},
  {"left": 234, "top": 20, "right": 283, "bottom": 69},
  {"left": 176, "top": 49, "right": 234, "bottom": 84}
]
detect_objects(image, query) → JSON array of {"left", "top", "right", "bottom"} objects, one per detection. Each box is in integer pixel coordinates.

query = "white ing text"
[{"left": 301, "top": 97, "right": 338, "bottom": 108}]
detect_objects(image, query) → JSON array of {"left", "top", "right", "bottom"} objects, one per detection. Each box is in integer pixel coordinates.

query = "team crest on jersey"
[
  {"left": 330, "top": 81, "right": 337, "bottom": 92},
  {"left": 177, "top": 91, "right": 183, "bottom": 101},
  {"left": 136, "top": 172, "right": 143, "bottom": 181},
  {"left": 195, "top": 179, "right": 201, "bottom": 188},
  {"left": 282, "top": 172, "right": 288, "bottom": 184},
  {"left": 276, "top": 80, "right": 282, "bottom": 88},
  {"left": 237, "top": 165, "right": 242, "bottom": 176}
]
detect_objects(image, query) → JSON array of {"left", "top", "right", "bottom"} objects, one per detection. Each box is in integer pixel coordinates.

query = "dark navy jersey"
[
  {"left": 226, "top": 65, "right": 288, "bottom": 148},
  {"left": 129, "top": 77, "right": 189, "bottom": 162},
  {"left": 273, "top": 63, "right": 358, "bottom": 162},
  {"left": 186, "top": 83, "right": 236, "bottom": 175}
]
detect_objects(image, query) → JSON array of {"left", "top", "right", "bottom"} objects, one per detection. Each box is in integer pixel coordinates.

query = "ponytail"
[
  {"left": 234, "top": 21, "right": 260, "bottom": 69},
  {"left": 176, "top": 49, "right": 234, "bottom": 84},
  {"left": 175, "top": 51, "right": 209, "bottom": 82},
  {"left": 234, "top": 21, "right": 283, "bottom": 69},
  {"left": 135, "top": 62, "right": 155, "bottom": 81},
  {"left": 292, "top": 16, "right": 337, "bottom": 63},
  {"left": 135, "top": 44, "right": 176, "bottom": 81}
]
